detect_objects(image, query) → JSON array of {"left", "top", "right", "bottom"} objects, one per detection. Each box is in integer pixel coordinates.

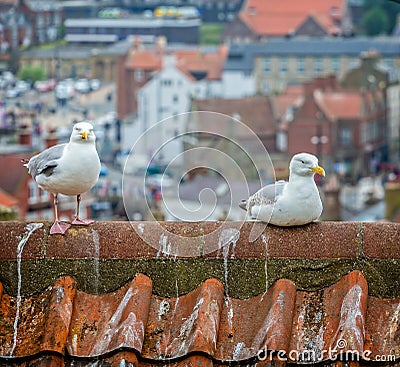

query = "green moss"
[{"left": 0, "top": 258, "right": 399, "bottom": 299}]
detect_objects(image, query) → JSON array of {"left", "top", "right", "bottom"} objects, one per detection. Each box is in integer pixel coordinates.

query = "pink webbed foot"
[
  {"left": 72, "top": 217, "right": 95, "bottom": 225},
  {"left": 50, "top": 221, "right": 71, "bottom": 235}
]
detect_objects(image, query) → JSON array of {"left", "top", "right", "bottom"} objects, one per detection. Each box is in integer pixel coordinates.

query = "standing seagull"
[
  {"left": 239, "top": 153, "right": 325, "bottom": 226},
  {"left": 25, "top": 121, "right": 101, "bottom": 234}
]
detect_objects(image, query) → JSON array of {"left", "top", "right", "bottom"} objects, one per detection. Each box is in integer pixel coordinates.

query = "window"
[
  {"left": 39, "top": 188, "right": 48, "bottom": 201},
  {"left": 314, "top": 58, "right": 323, "bottom": 73},
  {"left": 280, "top": 58, "right": 288, "bottom": 73},
  {"left": 263, "top": 58, "right": 271, "bottom": 73},
  {"left": 135, "top": 69, "right": 144, "bottom": 82},
  {"left": 162, "top": 79, "right": 172, "bottom": 86},
  {"left": 28, "top": 180, "right": 38, "bottom": 204},
  {"left": 36, "top": 14, "right": 44, "bottom": 27},
  {"left": 361, "top": 123, "right": 368, "bottom": 144},
  {"left": 173, "top": 94, "right": 179, "bottom": 103},
  {"left": 297, "top": 58, "right": 305, "bottom": 73},
  {"left": 339, "top": 126, "right": 352, "bottom": 146},
  {"left": 331, "top": 58, "right": 339, "bottom": 72}
]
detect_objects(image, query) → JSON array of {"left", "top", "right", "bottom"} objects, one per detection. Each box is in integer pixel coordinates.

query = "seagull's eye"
[{"left": 301, "top": 160, "right": 305, "bottom": 164}]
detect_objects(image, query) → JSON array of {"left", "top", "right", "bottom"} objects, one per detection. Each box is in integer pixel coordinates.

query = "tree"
[
  {"left": 361, "top": 0, "right": 400, "bottom": 35},
  {"left": 362, "top": 6, "right": 390, "bottom": 35},
  {"left": 17, "top": 65, "right": 46, "bottom": 82}
]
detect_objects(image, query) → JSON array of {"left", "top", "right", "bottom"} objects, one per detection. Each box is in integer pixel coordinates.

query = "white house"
[{"left": 136, "top": 59, "right": 193, "bottom": 164}]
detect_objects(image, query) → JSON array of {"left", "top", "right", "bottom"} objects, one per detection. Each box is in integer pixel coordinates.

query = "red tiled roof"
[
  {"left": 0, "top": 187, "right": 18, "bottom": 208},
  {"left": 239, "top": 0, "right": 345, "bottom": 36},
  {"left": 127, "top": 50, "right": 163, "bottom": 70},
  {"left": 177, "top": 52, "right": 226, "bottom": 81},
  {"left": 0, "top": 271, "right": 399, "bottom": 364},
  {"left": 314, "top": 90, "right": 363, "bottom": 121},
  {"left": 271, "top": 93, "right": 303, "bottom": 121},
  {"left": 0, "top": 221, "right": 399, "bottom": 366},
  {"left": 126, "top": 46, "right": 228, "bottom": 81}
]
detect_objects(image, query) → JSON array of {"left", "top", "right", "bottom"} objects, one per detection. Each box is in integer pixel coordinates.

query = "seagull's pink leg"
[
  {"left": 50, "top": 194, "right": 71, "bottom": 235},
  {"left": 72, "top": 194, "right": 94, "bottom": 225}
]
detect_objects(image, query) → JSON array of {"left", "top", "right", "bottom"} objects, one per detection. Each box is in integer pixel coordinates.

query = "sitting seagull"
[
  {"left": 25, "top": 121, "right": 101, "bottom": 234},
  {"left": 239, "top": 153, "right": 325, "bottom": 226}
]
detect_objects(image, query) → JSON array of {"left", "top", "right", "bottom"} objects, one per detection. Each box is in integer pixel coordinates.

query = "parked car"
[
  {"left": 55, "top": 81, "right": 75, "bottom": 100},
  {"left": 90, "top": 78, "right": 101, "bottom": 91},
  {"left": 74, "top": 78, "right": 90, "bottom": 94},
  {"left": 34, "top": 79, "right": 56, "bottom": 92},
  {"left": 5, "top": 88, "right": 20, "bottom": 98},
  {"left": 15, "top": 80, "right": 30, "bottom": 94}
]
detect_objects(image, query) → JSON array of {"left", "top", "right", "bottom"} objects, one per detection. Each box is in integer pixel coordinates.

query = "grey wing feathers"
[
  {"left": 26, "top": 144, "right": 66, "bottom": 179},
  {"left": 239, "top": 180, "right": 287, "bottom": 211}
]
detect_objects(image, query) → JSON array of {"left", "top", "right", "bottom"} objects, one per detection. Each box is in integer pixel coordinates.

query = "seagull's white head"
[
  {"left": 289, "top": 153, "right": 325, "bottom": 178},
  {"left": 70, "top": 121, "right": 96, "bottom": 143}
]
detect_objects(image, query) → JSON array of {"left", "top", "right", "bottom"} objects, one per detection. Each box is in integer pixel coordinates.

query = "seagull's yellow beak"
[
  {"left": 311, "top": 165, "right": 326, "bottom": 176},
  {"left": 81, "top": 130, "right": 89, "bottom": 140}
]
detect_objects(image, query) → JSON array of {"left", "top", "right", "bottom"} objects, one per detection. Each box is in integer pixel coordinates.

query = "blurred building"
[
  {"left": 64, "top": 15, "right": 200, "bottom": 45},
  {"left": 0, "top": 0, "right": 62, "bottom": 51},
  {"left": 222, "top": 0, "right": 353, "bottom": 42},
  {"left": 277, "top": 75, "right": 387, "bottom": 180},
  {"left": 341, "top": 50, "right": 400, "bottom": 165},
  {"left": 117, "top": 38, "right": 228, "bottom": 119},
  {"left": 224, "top": 38, "right": 400, "bottom": 95}
]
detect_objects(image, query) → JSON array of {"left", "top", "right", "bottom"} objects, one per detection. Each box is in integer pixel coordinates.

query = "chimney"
[
  {"left": 314, "top": 76, "right": 328, "bottom": 91},
  {"left": 328, "top": 74, "right": 338, "bottom": 90},
  {"left": 132, "top": 36, "right": 142, "bottom": 51},
  {"left": 45, "top": 127, "right": 58, "bottom": 148},
  {"left": 155, "top": 36, "right": 167, "bottom": 55},
  {"left": 18, "top": 125, "right": 32, "bottom": 146},
  {"left": 302, "top": 80, "right": 315, "bottom": 98}
]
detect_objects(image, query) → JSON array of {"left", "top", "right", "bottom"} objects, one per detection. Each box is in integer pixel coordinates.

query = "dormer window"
[{"left": 135, "top": 69, "right": 144, "bottom": 82}]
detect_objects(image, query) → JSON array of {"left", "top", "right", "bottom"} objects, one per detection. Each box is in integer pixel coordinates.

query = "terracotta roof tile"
[
  {"left": 0, "top": 270, "right": 399, "bottom": 365},
  {"left": 127, "top": 50, "right": 163, "bottom": 70},
  {"left": 176, "top": 46, "right": 228, "bottom": 81},
  {"left": 126, "top": 46, "right": 227, "bottom": 80},
  {"left": 67, "top": 273, "right": 152, "bottom": 357},
  {"left": 239, "top": 0, "right": 346, "bottom": 36},
  {"left": 0, "top": 188, "right": 18, "bottom": 208},
  {"left": 314, "top": 90, "right": 363, "bottom": 121},
  {"left": 0, "top": 276, "right": 75, "bottom": 357},
  {"left": 240, "top": 13, "right": 306, "bottom": 36},
  {"left": 0, "top": 221, "right": 399, "bottom": 366}
]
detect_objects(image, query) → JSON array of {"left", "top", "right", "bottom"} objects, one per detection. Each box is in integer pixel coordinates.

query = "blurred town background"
[{"left": 1, "top": 0, "right": 400, "bottom": 223}]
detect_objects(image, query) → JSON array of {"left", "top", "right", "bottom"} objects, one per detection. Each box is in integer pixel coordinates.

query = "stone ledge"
[{"left": 0, "top": 221, "right": 399, "bottom": 298}]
